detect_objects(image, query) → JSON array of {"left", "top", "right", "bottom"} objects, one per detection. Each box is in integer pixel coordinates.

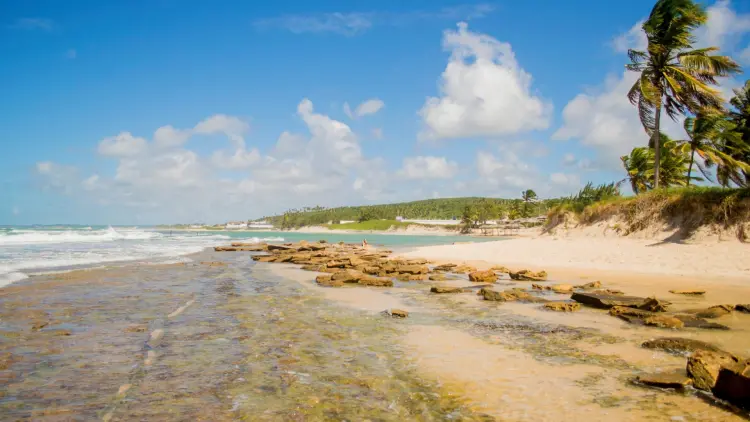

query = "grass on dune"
[{"left": 327, "top": 220, "right": 413, "bottom": 231}]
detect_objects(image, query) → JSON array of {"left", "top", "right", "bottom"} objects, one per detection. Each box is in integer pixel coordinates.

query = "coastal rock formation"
[
  {"left": 452, "top": 265, "right": 477, "bottom": 274},
  {"left": 687, "top": 350, "right": 740, "bottom": 391},
  {"left": 432, "top": 263, "right": 456, "bottom": 272},
  {"left": 533, "top": 284, "right": 574, "bottom": 293},
  {"left": 386, "top": 309, "right": 409, "bottom": 318},
  {"left": 572, "top": 292, "right": 649, "bottom": 309},
  {"left": 489, "top": 265, "right": 511, "bottom": 273},
  {"left": 358, "top": 276, "right": 393, "bottom": 287},
  {"left": 685, "top": 304, "right": 733, "bottom": 319},
  {"left": 736, "top": 304, "right": 750, "bottom": 313},
  {"left": 638, "top": 297, "right": 671, "bottom": 312},
  {"left": 480, "top": 288, "right": 546, "bottom": 303},
  {"left": 636, "top": 373, "right": 693, "bottom": 389},
  {"left": 642, "top": 337, "right": 724, "bottom": 355},
  {"left": 509, "top": 269, "right": 547, "bottom": 281},
  {"left": 712, "top": 361, "right": 750, "bottom": 410},
  {"left": 430, "top": 286, "right": 466, "bottom": 294},
  {"left": 610, "top": 307, "right": 683, "bottom": 328},
  {"left": 331, "top": 270, "right": 365, "bottom": 284},
  {"left": 315, "top": 275, "right": 343, "bottom": 287},
  {"left": 544, "top": 302, "right": 581, "bottom": 312},
  {"left": 428, "top": 274, "right": 447, "bottom": 281},
  {"left": 468, "top": 270, "right": 497, "bottom": 283},
  {"left": 393, "top": 264, "right": 428, "bottom": 275},
  {"left": 673, "top": 314, "right": 730, "bottom": 330}
]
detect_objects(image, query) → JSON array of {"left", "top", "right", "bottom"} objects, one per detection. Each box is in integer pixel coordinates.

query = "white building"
[
  {"left": 225, "top": 221, "right": 248, "bottom": 229},
  {"left": 248, "top": 221, "right": 274, "bottom": 229}
]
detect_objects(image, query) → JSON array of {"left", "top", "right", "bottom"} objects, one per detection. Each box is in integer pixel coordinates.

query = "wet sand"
[{"left": 2, "top": 248, "right": 749, "bottom": 421}]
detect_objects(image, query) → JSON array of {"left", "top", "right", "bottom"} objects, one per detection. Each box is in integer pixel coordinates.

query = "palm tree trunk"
[
  {"left": 653, "top": 104, "right": 662, "bottom": 189},
  {"left": 686, "top": 146, "right": 695, "bottom": 187}
]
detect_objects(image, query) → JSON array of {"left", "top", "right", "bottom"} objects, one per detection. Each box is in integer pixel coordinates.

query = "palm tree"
[
  {"left": 724, "top": 80, "right": 750, "bottom": 186},
  {"left": 621, "top": 136, "right": 699, "bottom": 191},
  {"left": 521, "top": 189, "right": 537, "bottom": 203},
  {"left": 621, "top": 147, "right": 653, "bottom": 194},
  {"left": 675, "top": 111, "right": 746, "bottom": 186},
  {"left": 626, "top": 0, "right": 741, "bottom": 188}
]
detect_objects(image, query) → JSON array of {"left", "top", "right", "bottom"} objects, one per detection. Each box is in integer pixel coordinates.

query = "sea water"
[{"left": 0, "top": 226, "right": 490, "bottom": 287}]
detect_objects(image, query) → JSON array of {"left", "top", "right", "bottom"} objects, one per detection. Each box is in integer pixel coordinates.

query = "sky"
[{"left": 2, "top": 0, "right": 750, "bottom": 225}]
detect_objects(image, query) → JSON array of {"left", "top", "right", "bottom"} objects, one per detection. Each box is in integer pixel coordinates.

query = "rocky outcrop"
[
  {"left": 358, "top": 276, "right": 393, "bottom": 287},
  {"left": 638, "top": 297, "right": 671, "bottom": 312},
  {"left": 428, "top": 274, "right": 448, "bottom": 281},
  {"left": 489, "top": 265, "right": 511, "bottom": 273},
  {"left": 712, "top": 361, "right": 750, "bottom": 410},
  {"left": 452, "top": 265, "right": 477, "bottom": 274},
  {"left": 315, "top": 275, "right": 343, "bottom": 287},
  {"left": 430, "top": 286, "right": 466, "bottom": 294},
  {"left": 673, "top": 314, "right": 730, "bottom": 330},
  {"left": 636, "top": 373, "right": 693, "bottom": 389},
  {"left": 641, "top": 337, "right": 724, "bottom": 355},
  {"left": 544, "top": 302, "right": 581, "bottom": 312},
  {"left": 386, "top": 309, "right": 409, "bottom": 318},
  {"left": 432, "top": 263, "right": 457, "bottom": 272},
  {"left": 480, "top": 288, "right": 546, "bottom": 303},
  {"left": 685, "top": 305, "right": 733, "bottom": 319},
  {"left": 610, "top": 306, "right": 683, "bottom": 328},
  {"left": 736, "top": 304, "right": 750, "bottom": 313},
  {"left": 687, "top": 350, "right": 740, "bottom": 391},
  {"left": 509, "top": 269, "right": 548, "bottom": 281},
  {"left": 533, "top": 284, "right": 574, "bottom": 293},
  {"left": 331, "top": 270, "right": 365, "bottom": 284},
  {"left": 394, "top": 264, "right": 428, "bottom": 275},
  {"left": 572, "top": 292, "right": 649, "bottom": 309},
  {"left": 468, "top": 270, "right": 497, "bottom": 283}
]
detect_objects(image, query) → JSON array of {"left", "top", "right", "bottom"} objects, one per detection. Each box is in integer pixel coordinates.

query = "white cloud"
[
  {"left": 343, "top": 98, "right": 385, "bottom": 119},
  {"left": 36, "top": 162, "right": 53, "bottom": 174},
  {"left": 211, "top": 147, "right": 261, "bottom": 169},
  {"left": 298, "top": 98, "right": 362, "bottom": 167},
  {"left": 271, "top": 131, "right": 307, "bottom": 157},
  {"left": 612, "top": 20, "right": 647, "bottom": 52},
  {"left": 154, "top": 125, "right": 191, "bottom": 148},
  {"left": 193, "top": 114, "right": 250, "bottom": 147},
  {"left": 253, "top": 4, "right": 493, "bottom": 36},
  {"left": 741, "top": 45, "right": 750, "bottom": 65},
  {"left": 82, "top": 174, "right": 100, "bottom": 191},
  {"left": 419, "top": 22, "right": 551, "bottom": 140},
  {"left": 695, "top": 0, "right": 750, "bottom": 51},
  {"left": 562, "top": 153, "right": 577, "bottom": 166},
  {"left": 399, "top": 156, "right": 458, "bottom": 180},
  {"left": 98, "top": 132, "right": 148, "bottom": 157},
  {"left": 550, "top": 172, "right": 581, "bottom": 187}
]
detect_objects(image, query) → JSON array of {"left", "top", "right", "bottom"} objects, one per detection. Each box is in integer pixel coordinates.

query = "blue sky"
[{"left": 2, "top": 0, "right": 750, "bottom": 225}]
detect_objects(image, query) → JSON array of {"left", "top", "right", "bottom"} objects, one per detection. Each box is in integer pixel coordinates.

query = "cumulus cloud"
[
  {"left": 419, "top": 22, "right": 551, "bottom": 140},
  {"left": 153, "top": 125, "right": 191, "bottom": 148},
  {"left": 550, "top": 172, "right": 581, "bottom": 187},
  {"left": 98, "top": 132, "right": 148, "bottom": 157},
  {"left": 399, "top": 156, "right": 458, "bottom": 180},
  {"left": 211, "top": 147, "right": 261, "bottom": 169},
  {"left": 344, "top": 99, "right": 385, "bottom": 119},
  {"left": 612, "top": 20, "right": 647, "bottom": 52},
  {"left": 193, "top": 114, "right": 250, "bottom": 147}
]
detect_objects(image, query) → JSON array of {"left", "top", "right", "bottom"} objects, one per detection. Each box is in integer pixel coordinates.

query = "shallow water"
[{"left": 1, "top": 249, "right": 748, "bottom": 421}]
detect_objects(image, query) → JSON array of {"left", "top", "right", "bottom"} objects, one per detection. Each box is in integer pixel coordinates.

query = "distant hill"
[{"left": 261, "top": 196, "right": 563, "bottom": 228}]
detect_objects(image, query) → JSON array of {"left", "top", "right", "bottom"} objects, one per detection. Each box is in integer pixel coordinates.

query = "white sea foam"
[{"left": 0, "top": 227, "right": 161, "bottom": 245}]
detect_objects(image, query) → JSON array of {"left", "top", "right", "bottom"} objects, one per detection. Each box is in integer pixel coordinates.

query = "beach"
[{"left": 1, "top": 229, "right": 750, "bottom": 420}]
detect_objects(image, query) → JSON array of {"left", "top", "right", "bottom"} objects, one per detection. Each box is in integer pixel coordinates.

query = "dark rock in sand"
[
  {"left": 430, "top": 286, "right": 466, "bottom": 294},
  {"left": 610, "top": 306, "right": 683, "bottom": 328},
  {"left": 396, "top": 264, "right": 429, "bottom": 275},
  {"left": 331, "top": 270, "right": 365, "bottom": 284},
  {"left": 571, "top": 292, "right": 648, "bottom": 309},
  {"left": 489, "top": 265, "right": 511, "bottom": 273},
  {"left": 712, "top": 361, "right": 750, "bottom": 410},
  {"left": 543, "top": 302, "right": 581, "bottom": 312},
  {"left": 387, "top": 309, "right": 409, "bottom": 318},
  {"left": 428, "top": 274, "right": 448, "bottom": 281},
  {"left": 687, "top": 349, "right": 740, "bottom": 391},
  {"left": 300, "top": 264, "right": 324, "bottom": 272},
  {"left": 480, "top": 288, "right": 547, "bottom": 303},
  {"left": 673, "top": 314, "right": 730, "bottom": 330},
  {"left": 636, "top": 372, "right": 693, "bottom": 389},
  {"left": 468, "top": 270, "right": 497, "bottom": 283},
  {"left": 638, "top": 297, "right": 671, "bottom": 312},
  {"left": 642, "top": 337, "right": 724, "bottom": 355},
  {"left": 252, "top": 255, "right": 277, "bottom": 262},
  {"left": 736, "top": 304, "right": 750, "bottom": 313},
  {"left": 358, "top": 276, "right": 393, "bottom": 287},
  {"left": 669, "top": 289, "right": 706, "bottom": 296},
  {"left": 267, "top": 244, "right": 296, "bottom": 251}
]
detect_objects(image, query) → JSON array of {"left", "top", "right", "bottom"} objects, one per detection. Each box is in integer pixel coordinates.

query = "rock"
[
  {"left": 736, "top": 304, "right": 750, "bottom": 313},
  {"left": 300, "top": 264, "right": 324, "bottom": 272},
  {"left": 643, "top": 315, "right": 684, "bottom": 329},
  {"left": 673, "top": 314, "right": 730, "bottom": 330},
  {"left": 636, "top": 373, "right": 693, "bottom": 389},
  {"left": 593, "top": 289, "right": 624, "bottom": 295},
  {"left": 686, "top": 304, "right": 733, "bottom": 319},
  {"left": 489, "top": 265, "right": 511, "bottom": 273},
  {"left": 331, "top": 270, "right": 365, "bottom": 284},
  {"left": 252, "top": 255, "right": 277, "bottom": 262},
  {"left": 406, "top": 274, "right": 427, "bottom": 281},
  {"left": 430, "top": 286, "right": 466, "bottom": 294},
  {"left": 575, "top": 281, "right": 602, "bottom": 290},
  {"left": 428, "top": 274, "right": 448, "bottom": 281},
  {"left": 610, "top": 307, "right": 683, "bottom": 329},
  {"left": 124, "top": 324, "right": 147, "bottom": 333},
  {"left": 433, "top": 263, "right": 457, "bottom": 271},
  {"left": 509, "top": 269, "right": 548, "bottom": 281},
  {"left": 387, "top": 309, "right": 409, "bottom": 318},
  {"left": 326, "top": 260, "right": 348, "bottom": 269},
  {"left": 687, "top": 350, "right": 740, "bottom": 391},
  {"left": 267, "top": 244, "right": 296, "bottom": 251},
  {"left": 359, "top": 276, "right": 393, "bottom": 287},
  {"left": 315, "top": 275, "right": 343, "bottom": 287},
  {"left": 669, "top": 289, "right": 706, "bottom": 296},
  {"left": 531, "top": 283, "right": 544, "bottom": 290},
  {"left": 712, "top": 361, "right": 750, "bottom": 410},
  {"left": 550, "top": 284, "right": 574, "bottom": 293},
  {"left": 318, "top": 239, "right": 327, "bottom": 243},
  {"left": 544, "top": 302, "right": 581, "bottom": 312},
  {"left": 395, "top": 264, "right": 429, "bottom": 275},
  {"left": 481, "top": 288, "right": 546, "bottom": 303},
  {"left": 638, "top": 297, "right": 671, "bottom": 312},
  {"left": 642, "top": 337, "right": 725, "bottom": 355},
  {"left": 452, "top": 265, "right": 477, "bottom": 274},
  {"left": 571, "top": 292, "right": 648, "bottom": 309},
  {"left": 468, "top": 270, "right": 497, "bottom": 283}
]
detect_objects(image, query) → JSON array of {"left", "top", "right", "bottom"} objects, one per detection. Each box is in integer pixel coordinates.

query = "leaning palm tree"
[
  {"left": 621, "top": 147, "right": 654, "bottom": 194},
  {"left": 626, "top": 0, "right": 741, "bottom": 188},
  {"left": 724, "top": 80, "right": 750, "bottom": 186},
  {"left": 675, "top": 111, "right": 747, "bottom": 186},
  {"left": 621, "top": 136, "right": 699, "bottom": 191}
]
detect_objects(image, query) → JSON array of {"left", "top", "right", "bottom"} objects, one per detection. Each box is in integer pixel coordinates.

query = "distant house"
[
  {"left": 248, "top": 221, "right": 274, "bottom": 229},
  {"left": 395, "top": 216, "right": 404, "bottom": 222},
  {"left": 225, "top": 221, "right": 248, "bottom": 229}
]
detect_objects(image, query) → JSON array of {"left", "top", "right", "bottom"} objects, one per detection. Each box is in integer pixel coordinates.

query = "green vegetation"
[
  {"left": 626, "top": 0, "right": 741, "bottom": 188},
  {"left": 327, "top": 220, "right": 412, "bottom": 231}
]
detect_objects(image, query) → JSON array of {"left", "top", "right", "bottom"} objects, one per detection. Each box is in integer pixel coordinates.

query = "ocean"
[{"left": 0, "top": 225, "right": 488, "bottom": 287}]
